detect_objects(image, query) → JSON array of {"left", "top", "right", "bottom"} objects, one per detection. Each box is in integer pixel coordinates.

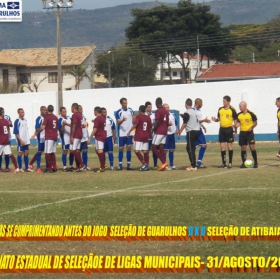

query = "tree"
[
  {"left": 95, "top": 45, "right": 160, "bottom": 87},
  {"left": 125, "top": 0, "right": 235, "bottom": 83},
  {"left": 21, "top": 75, "right": 48, "bottom": 93},
  {"left": 65, "top": 65, "right": 90, "bottom": 90}
]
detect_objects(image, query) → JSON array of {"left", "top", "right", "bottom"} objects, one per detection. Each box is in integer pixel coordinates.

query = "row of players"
[{"left": 0, "top": 96, "right": 279, "bottom": 173}]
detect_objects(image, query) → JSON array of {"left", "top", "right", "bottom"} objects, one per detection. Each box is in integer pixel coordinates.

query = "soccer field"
[{"left": 0, "top": 142, "right": 280, "bottom": 279}]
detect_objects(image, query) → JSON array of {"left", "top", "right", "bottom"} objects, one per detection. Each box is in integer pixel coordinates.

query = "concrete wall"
[{"left": 2, "top": 78, "right": 280, "bottom": 142}]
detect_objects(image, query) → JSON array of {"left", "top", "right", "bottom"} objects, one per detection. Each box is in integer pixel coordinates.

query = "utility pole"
[
  {"left": 57, "top": 7, "right": 63, "bottom": 112},
  {"left": 108, "top": 61, "right": 111, "bottom": 88},
  {"left": 252, "top": 52, "right": 255, "bottom": 63},
  {"left": 127, "top": 57, "right": 132, "bottom": 87},
  {"left": 91, "top": 43, "right": 96, "bottom": 89},
  {"left": 197, "top": 35, "right": 200, "bottom": 77}
]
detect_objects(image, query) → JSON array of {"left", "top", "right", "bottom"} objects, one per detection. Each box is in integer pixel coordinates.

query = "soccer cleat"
[
  {"left": 127, "top": 167, "right": 134, "bottom": 171},
  {"left": 158, "top": 162, "right": 168, "bottom": 171},
  {"left": 5, "top": 168, "right": 11, "bottom": 172},
  {"left": 227, "top": 163, "right": 232, "bottom": 169},
  {"left": 110, "top": 166, "right": 115, "bottom": 171},
  {"left": 19, "top": 169, "right": 25, "bottom": 173},
  {"left": 186, "top": 166, "right": 197, "bottom": 171},
  {"left": 140, "top": 164, "right": 148, "bottom": 171},
  {"left": 68, "top": 167, "right": 74, "bottom": 172},
  {"left": 165, "top": 166, "right": 172, "bottom": 171},
  {"left": 218, "top": 164, "right": 227, "bottom": 168},
  {"left": 240, "top": 164, "right": 246, "bottom": 168},
  {"left": 26, "top": 168, "right": 34, "bottom": 172},
  {"left": 253, "top": 162, "right": 258, "bottom": 168},
  {"left": 14, "top": 168, "right": 20, "bottom": 173},
  {"left": 95, "top": 168, "right": 105, "bottom": 173},
  {"left": 28, "top": 164, "right": 33, "bottom": 170},
  {"left": 37, "top": 168, "right": 42, "bottom": 173},
  {"left": 43, "top": 169, "right": 53, "bottom": 173},
  {"left": 86, "top": 166, "right": 91, "bottom": 171},
  {"left": 63, "top": 167, "right": 68, "bottom": 172},
  {"left": 171, "top": 166, "right": 177, "bottom": 170},
  {"left": 117, "top": 166, "right": 123, "bottom": 171},
  {"left": 104, "top": 165, "right": 108, "bottom": 170},
  {"left": 52, "top": 168, "right": 57, "bottom": 173},
  {"left": 153, "top": 166, "right": 159, "bottom": 170},
  {"left": 197, "top": 164, "right": 207, "bottom": 169},
  {"left": 79, "top": 165, "right": 86, "bottom": 171}
]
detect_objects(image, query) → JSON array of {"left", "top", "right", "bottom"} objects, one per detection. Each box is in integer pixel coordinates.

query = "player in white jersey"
[
  {"left": 163, "top": 104, "right": 178, "bottom": 170},
  {"left": 0, "top": 108, "right": 13, "bottom": 172},
  {"left": 78, "top": 105, "right": 90, "bottom": 170},
  {"left": 115, "top": 98, "right": 134, "bottom": 170},
  {"left": 194, "top": 98, "right": 211, "bottom": 168},
  {"left": 102, "top": 108, "right": 116, "bottom": 170},
  {"left": 13, "top": 108, "right": 33, "bottom": 172},
  {"left": 145, "top": 101, "right": 158, "bottom": 169},
  {"left": 29, "top": 106, "right": 47, "bottom": 173},
  {"left": 58, "top": 107, "right": 72, "bottom": 172}
]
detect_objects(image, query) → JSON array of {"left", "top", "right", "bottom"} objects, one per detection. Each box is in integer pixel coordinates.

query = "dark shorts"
[
  {"left": 164, "top": 134, "right": 176, "bottom": 150},
  {"left": 219, "top": 127, "right": 234, "bottom": 143},
  {"left": 239, "top": 131, "right": 255, "bottom": 146},
  {"left": 104, "top": 136, "right": 114, "bottom": 153},
  {"left": 80, "top": 141, "right": 88, "bottom": 151}
]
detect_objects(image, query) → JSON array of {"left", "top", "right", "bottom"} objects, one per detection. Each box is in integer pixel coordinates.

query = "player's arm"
[
  {"left": 201, "top": 124, "right": 206, "bottom": 133},
  {"left": 248, "top": 112, "right": 258, "bottom": 132},
  {"left": 211, "top": 110, "right": 220, "bottom": 122},
  {"left": 115, "top": 111, "right": 126, "bottom": 125},
  {"left": 175, "top": 118, "right": 179, "bottom": 133},
  {"left": 151, "top": 119, "right": 159, "bottom": 134},
  {"left": 8, "top": 117, "right": 13, "bottom": 127},
  {"left": 127, "top": 124, "right": 137, "bottom": 137},
  {"left": 199, "top": 117, "right": 211, "bottom": 124},
  {"left": 178, "top": 113, "right": 189, "bottom": 139},
  {"left": 112, "top": 121, "right": 116, "bottom": 142},
  {"left": 87, "top": 128, "right": 97, "bottom": 144}
]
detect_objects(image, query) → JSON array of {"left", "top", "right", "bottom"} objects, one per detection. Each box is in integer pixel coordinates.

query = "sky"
[{"left": 23, "top": 0, "right": 211, "bottom": 12}]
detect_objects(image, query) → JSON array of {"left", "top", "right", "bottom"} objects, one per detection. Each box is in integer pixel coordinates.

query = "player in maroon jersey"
[
  {"left": 70, "top": 103, "right": 86, "bottom": 171},
  {"left": 88, "top": 107, "right": 106, "bottom": 172},
  {"left": 127, "top": 105, "right": 152, "bottom": 171},
  {"left": 0, "top": 107, "right": 19, "bottom": 173},
  {"left": 35, "top": 105, "right": 58, "bottom": 173},
  {"left": 151, "top": 97, "right": 169, "bottom": 171}
]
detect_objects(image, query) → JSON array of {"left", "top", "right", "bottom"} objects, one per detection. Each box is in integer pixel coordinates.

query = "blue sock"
[
  {"left": 69, "top": 153, "right": 74, "bottom": 166},
  {"left": 169, "top": 152, "right": 174, "bottom": 167},
  {"left": 109, "top": 153, "right": 114, "bottom": 167},
  {"left": 0, "top": 156, "right": 2, "bottom": 169},
  {"left": 82, "top": 152, "right": 88, "bottom": 166},
  {"left": 5, "top": 155, "right": 10, "bottom": 169},
  {"left": 17, "top": 155, "right": 22, "bottom": 169},
  {"left": 118, "top": 151, "right": 123, "bottom": 167},
  {"left": 24, "top": 156, "right": 29, "bottom": 170},
  {"left": 62, "top": 154, "right": 67, "bottom": 167},
  {"left": 153, "top": 152, "right": 158, "bottom": 167},
  {"left": 197, "top": 147, "right": 206, "bottom": 165},
  {"left": 36, "top": 153, "right": 41, "bottom": 169},
  {"left": 127, "top": 151, "right": 131, "bottom": 167}
]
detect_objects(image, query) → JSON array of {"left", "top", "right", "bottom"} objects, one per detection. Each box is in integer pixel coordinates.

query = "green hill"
[{"left": 0, "top": 0, "right": 279, "bottom": 51}]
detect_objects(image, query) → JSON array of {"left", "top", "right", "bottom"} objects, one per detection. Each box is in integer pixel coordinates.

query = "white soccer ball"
[{"left": 244, "top": 159, "right": 253, "bottom": 168}]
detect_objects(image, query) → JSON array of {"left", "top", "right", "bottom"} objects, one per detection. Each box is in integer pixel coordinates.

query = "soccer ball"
[{"left": 244, "top": 159, "right": 253, "bottom": 168}]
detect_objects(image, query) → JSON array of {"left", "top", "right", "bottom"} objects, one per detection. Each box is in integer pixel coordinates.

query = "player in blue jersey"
[
  {"left": 30, "top": 106, "right": 47, "bottom": 173},
  {"left": 13, "top": 108, "right": 33, "bottom": 172},
  {"left": 102, "top": 107, "right": 116, "bottom": 170},
  {"left": 163, "top": 103, "right": 179, "bottom": 170},
  {"left": 0, "top": 108, "right": 13, "bottom": 172},
  {"left": 58, "top": 107, "right": 73, "bottom": 172},
  {"left": 78, "top": 105, "right": 90, "bottom": 170},
  {"left": 115, "top": 98, "right": 134, "bottom": 170},
  {"left": 194, "top": 98, "right": 211, "bottom": 168}
]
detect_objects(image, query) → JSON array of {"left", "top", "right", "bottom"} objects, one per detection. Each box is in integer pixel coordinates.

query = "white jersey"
[
  {"left": 146, "top": 112, "right": 155, "bottom": 140},
  {"left": 167, "top": 112, "right": 178, "bottom": 135},
  {"left": 58, "top": 116, "right": 71, "bottom": 146},
  {"left": 196, "top": 109, "right": 203, "bottom": 128},
  {"left": 13, "top": 118, "right": 30, "bottom": 145},
  {"left": 81, "top": 114, "right": 89, "bottom": 142},
  {"left": 106, "top": 116, "right": 116, "bottom": 138},
  {"left": 115, "top": 107, "right": 134, "bottom": 137},
  {"left": 4, "top": 114, "right": 12, "bottom": 141}
]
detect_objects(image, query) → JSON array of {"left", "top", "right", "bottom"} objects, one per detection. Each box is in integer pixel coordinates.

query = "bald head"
[
  {"left": 239, "top": 101, "right": 247, "bottom": 113},
  {"left": 163, "top": 103, "right": 170, "bottom": 112}
]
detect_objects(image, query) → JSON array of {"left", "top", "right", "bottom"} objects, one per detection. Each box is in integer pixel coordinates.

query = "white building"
[
  {"left": 155, "top": 53, "right": 217, "bottom": 83},
  {"left": 0, "top": 46, "right": 96, "bottom": 93}
]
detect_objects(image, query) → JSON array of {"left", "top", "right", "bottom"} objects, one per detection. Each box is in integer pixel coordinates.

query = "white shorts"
[
  {"left": 95, "top": 140, "right": 104, "bottom": 150},
  {"left": 44, "top": 140, "right": 57, "bottom": 153},
  {"left": 70, "top": 138, "right": 81, "bottom": 150},
  {"left": 134, "top": 141, "right": 149, "bottom": 151},
  {"left": 0, "top": 145, "right": 11, "bottom": 155},
  {"left": 152, "top": 134, "right": 167, "bottom": 145}
]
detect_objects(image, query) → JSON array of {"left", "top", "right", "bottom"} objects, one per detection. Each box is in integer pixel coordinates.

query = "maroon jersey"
[
  {"left": 94, "top": 116, "right": 106, "bottom": 142},
  {"left": 134, "top": 114, "right": 152, "bottom": 142},
  {"left": 43, "top": 114, "right": 58, "bottom": 141},
  {"left": 0, "top": 119, "right": 10, "bottom": 145},
  {"left": 155, "top": 107, "right": 169, "bottom": 135},
  {"left": 71, "top": 112, "right": 83, "bottom": 139}
]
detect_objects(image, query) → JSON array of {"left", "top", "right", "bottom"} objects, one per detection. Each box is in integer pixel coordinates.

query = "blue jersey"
[{"left": 35, "top": 116, "right": 45, "bottom": 143}]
